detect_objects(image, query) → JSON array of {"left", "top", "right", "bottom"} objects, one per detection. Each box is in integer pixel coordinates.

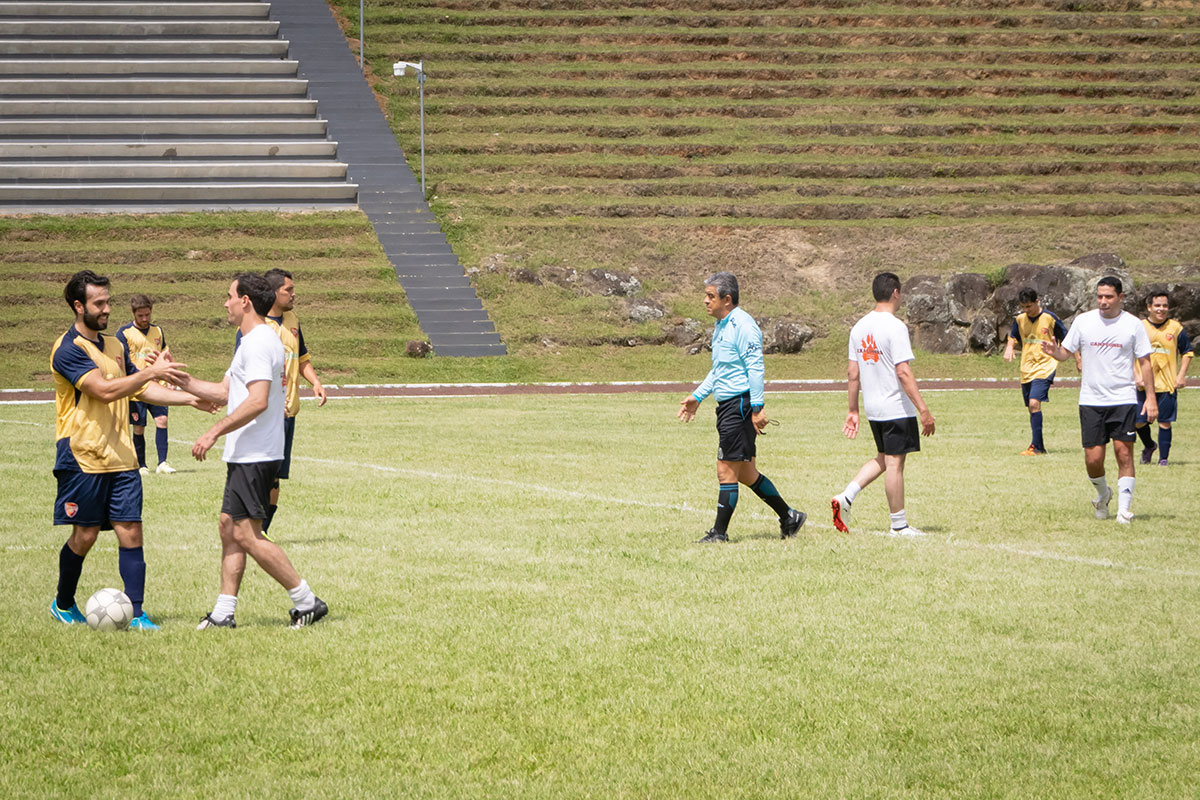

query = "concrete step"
[
  {"left": 0, "top": 38, "right": 289, "bottom": 56},
  {"left": 0, "top": 20, "right": 280, "bottom": 36},
  {"left": 0, "top": 98, "right": 317, "bottom": 115},
  {"left": 0, "top": 118, "right": 328, "bottom": 136},
  {"left": 0, "top": 59, "right": 299, "bottom": 76},
  {"left": 0, "top": 160, "right": 348, "bottom": 179},
  {"left": 419, "top": 319, "right": 496, "bottom": 335},
  {"left": 0, "top": 77, "right": 307, "bottom": 96},
  {"left": 0, "top": 140, "right": 338, "bottom": 158},
  {"left": 403, "top": 295, "right": 490, "bottom": 311},
  {"left": 0, "top": 3, "right": 272, "bottom": 18},
  {"left": 0, "top": 182, "right": 359, "bottom": 201}
]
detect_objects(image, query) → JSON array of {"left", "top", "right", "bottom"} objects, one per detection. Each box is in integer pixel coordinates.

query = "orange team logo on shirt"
[
  {"left": 860, "top": 334, "right": 880, "bottom": 363},
  {"left": 64, "top": 502, "right": 78, "bottom": 518}
]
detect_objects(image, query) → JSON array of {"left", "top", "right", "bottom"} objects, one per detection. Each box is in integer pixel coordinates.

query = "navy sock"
[
  {"left": 714, "top": 483, "right": 738, "bottom": 534},
  {"left": 1136, "top": 424, "right": 1155, "bottom": 449},
  {"left": 263, "top": 503, "right": 278, "bottom": 533},
  {"left": 750, "top": 474, "right": 791, "bottom": 519},
  {"left": 133, "top": 433, "right": 146, "bottom": 468},
  {"left": 56, "top": 542, "right": 86, "bottom": 611},
  {"left": 1030, "top": 411, "right": 1044, "bottom": 451},
  {"left": 118, "top": 546, "right": 146, "bottom": 617},
  {"left": 155, "top": 427, "right": 168, "bottom": 464},
  {"left": 1159, "top": 427, "right": 1172, "bottom": 461}
]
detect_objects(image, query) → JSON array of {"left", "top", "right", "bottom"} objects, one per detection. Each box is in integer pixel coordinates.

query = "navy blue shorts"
[
  {"left": 1137, "top": 390, "right": 1178, "bottom": 424},
  {"left": 278, "top": 415, "right": 296, "bottom": 480},
  {"left": 129, "top": 401, "right": 168, "bottom": 427},
  {"left": 715, "top": 393, "right": 756, "bottom": 462},
  {"left": 1021, "top": 375, "right": 1055, "bottom": 406},
  {"left": 54, "top": 467, "right": 142, "bottom": 529}
]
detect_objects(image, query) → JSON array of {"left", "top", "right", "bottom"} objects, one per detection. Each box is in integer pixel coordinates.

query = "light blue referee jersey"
[{"left": 692, "top": 306, "right": 765, "bottom": 407}]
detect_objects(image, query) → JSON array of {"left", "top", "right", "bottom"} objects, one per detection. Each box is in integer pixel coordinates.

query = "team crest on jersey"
[
  {"left": 64, "top": 502, "right": 78, "bottom": 518},
  {"left": 1166, "top": 333, "right": 1174, "bottom": 341},
  {"left": 859, "top": 334, "right": 880, "bottom": 363},
  {"left": 290, "top": 327, "right": 299, "bottom": 338}
]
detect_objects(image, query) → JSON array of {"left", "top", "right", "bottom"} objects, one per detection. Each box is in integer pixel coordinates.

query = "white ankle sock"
[
  {"left": 1117, "top": 477, "right": 1135, "bottom": 515},
  {"left": 287, "top": 579, "right": 315, "bottom": 611},
  {"left": 212, "top": 594, "right": 237, "bottom": 622},
  {"left": 844, "top": 481, "right": 862, "bottom": 504},
  {"left": 890, "top": 510, "right": 907, "bottom": 530}
]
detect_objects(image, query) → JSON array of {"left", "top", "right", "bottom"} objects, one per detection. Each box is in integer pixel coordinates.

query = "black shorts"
[
  {"left": 715, "top": 393, "right": 756, "bottom": 462},
  {"left": 1079, "top": 404, "right": 1137, "bottom": 448},
  {"left": 869, "top": 417, "right": 921, "bottom": 456},
  {"left": 221, "top": 461, "right": 282, "bottom": 521},
  {"left": 278, "top": 416, "right": 296, "bottom": 480}
]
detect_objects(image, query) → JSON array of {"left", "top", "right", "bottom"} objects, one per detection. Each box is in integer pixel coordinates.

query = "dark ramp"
[{"left": 269, "top": 0, "right": 505, "bottom": 357}]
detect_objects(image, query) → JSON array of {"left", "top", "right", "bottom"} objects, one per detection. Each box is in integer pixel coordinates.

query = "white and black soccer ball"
[{"left": 85, "top": 588, "right": 134, "bottom": 631}]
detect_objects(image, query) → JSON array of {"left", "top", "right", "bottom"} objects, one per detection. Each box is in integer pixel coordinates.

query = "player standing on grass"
[
  {"left": 179, "top": 273, "right": 328, "bottom": 629},
  {"left": 116, "top": 294, "right": 176, "bottom": 475},
  {"left": 50, "top": 270, "right": 202, "bottom": 629},
  {"left": 831, "top": 272, "right": 935, "bottom": 537},
  {"left": 678, "top": 271, "right": 806, "bottom": 543},
  {"left": 1134, "top": 291, "right": 1193, "bottom": 467},
  {"left": 1003, "top": 287, "right": 1078, "bottom": 455},
  {"left": 1042, "top": 277, "right": 1156, "bottom": 524}
]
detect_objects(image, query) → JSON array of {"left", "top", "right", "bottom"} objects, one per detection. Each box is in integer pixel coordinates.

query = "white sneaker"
[
  {"left": 1116, "top": 510, "right": 1133, "bottom": 525},
  {"left": 831, "top": 495, "right": 852, "bottom": 533},
  {"left": 891, "top": 525, "right": 926, "bottom": 537},
  {"left": 156, "top": 461, "right": 176, "bottom": 474},
  {"left": 138, "top": 466, "right": 150, "bottom": 477},
  {"left": 1092, "top": 486, "right": 1113, "bottom": 520}
]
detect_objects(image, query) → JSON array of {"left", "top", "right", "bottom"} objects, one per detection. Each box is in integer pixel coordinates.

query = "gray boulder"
[
  {"left": 761, "top": 318, "right": 815, "bottom": 354},
  {"left": 902, "top": 274, "right": 952, "bottom": 325},
  {"left": 912, "top": 322, "right": 967, "bottom": 355},
  {"left": 947, "top": 273, "right": 991, "bottom": 325},
  {"left": 968, "top": 309, "right": 1001, "bottom": 353},
  {"left": 627, "top": 298, "right": 666, "bottom": 323}
]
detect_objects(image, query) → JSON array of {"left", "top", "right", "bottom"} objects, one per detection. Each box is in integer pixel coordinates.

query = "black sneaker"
[
  {"left": 1140, "top": 442, "right": 1157, "bottom": 464},
  {"left": 780, "top": 508, "right": 807, "bottom": 539},
  {"left": 288, "top": 596, "right": 329, "bottom": 629},
  {"left": 196, "top": 613, "right": 236, "bottom": 630},
  {"left": 697, "top": 529, "right": 729, "bottom": 543}
]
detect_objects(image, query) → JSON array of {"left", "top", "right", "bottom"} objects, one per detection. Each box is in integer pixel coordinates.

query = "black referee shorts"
[
  {"left": 715, "top": 392, "right": 756, "bottom": 462},
  {"left": 221, "top": 461, "right": 282, "bottom": 521}
]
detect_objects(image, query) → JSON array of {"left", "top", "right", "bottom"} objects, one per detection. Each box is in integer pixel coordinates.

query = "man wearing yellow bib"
[
  {"left": 1003, "top": 288, "right": 1078, "bottom": 455},
  {"left": 1135, "top": 291, "right": 1194, "bottom": 466}
]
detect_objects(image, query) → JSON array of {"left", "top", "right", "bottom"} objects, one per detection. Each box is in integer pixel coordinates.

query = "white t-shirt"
[
  {"left": 223, "top": 323, "right": 286, "bottom": 463},
  {"left": 848, "top": 310, "right": 918, "bottom": 421},
  {"left": 1061, "top": 309, "right": 1152, "bottom": 406}
]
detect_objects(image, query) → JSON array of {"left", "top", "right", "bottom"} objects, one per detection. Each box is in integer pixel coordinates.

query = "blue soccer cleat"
[
  {"left": 128, "top": 613, "right": 160, "bottom": 631},
  {"left": 50, "top": 599, "right": 86, "bottom": 624}
]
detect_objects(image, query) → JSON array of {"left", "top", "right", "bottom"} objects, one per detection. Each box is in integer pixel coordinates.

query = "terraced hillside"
[{"left": 323, "top": 0, "right": 1200, "bottom": 356}]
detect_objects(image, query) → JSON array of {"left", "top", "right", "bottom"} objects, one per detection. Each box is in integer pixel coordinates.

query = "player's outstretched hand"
[
  {"left": 678, "top": 396, "right": 699, "bottom": 423},
  {"left": 189, "top": 397, "right": 222, "bottom": 414},
  {"left": 920, "top": 409, "right": 936, "bottom": 437},
  {"left": 192, "top": 430, "right": 218, "bottom": 461},
  {"left": 842, "top": 411, "right": 859, "bottom": 439}
]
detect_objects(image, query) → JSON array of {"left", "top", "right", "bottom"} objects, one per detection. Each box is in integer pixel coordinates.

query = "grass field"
[{"left": 3, "top": 389, "right": 1198, "bottom": 798}]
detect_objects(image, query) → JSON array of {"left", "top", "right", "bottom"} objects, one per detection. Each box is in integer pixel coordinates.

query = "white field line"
[{"left": 1, "top": 416, "right": 1195, "bottom": 579}]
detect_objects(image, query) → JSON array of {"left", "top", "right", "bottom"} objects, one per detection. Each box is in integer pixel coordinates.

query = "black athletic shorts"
[
  {"left": 1079, "top": 404, "right": 1137, "bottom": 448},
  {"left": 221, "top": 460, "right": 282, "bottom": 521},
  {"left": 278, "top": 416, "right": 296, "bottom": 480},
  {"left": 869, "top": 417, "right": 921, "bottom": 456},
  {"left": 715, "top": 392, "right": 756, "bottom": 462}
]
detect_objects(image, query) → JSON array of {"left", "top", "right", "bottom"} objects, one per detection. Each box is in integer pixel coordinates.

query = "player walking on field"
[
  {"left": 832, "top": 272, "right": 936, "bottom": 537},
  {"left": 181, "top": 273, "right": 328, "bottom": 629},
  {"left": 1042, "top": 277, "right": 1156, "bottom": 524},
  {"left": 1003, "top": 287, "right": 1079, "bottom": 455},
  {"left": 1134, "top": 291, "right": 1193, "bottom": 467},
  {"left": 116, "top": 294, "right": 177, "bottom": 475},
  {"left": 50, "top": 271, "right": 202, "bottom": 630},
  {"left": 678, "top": 272, "right": 806, "bottom": 543}
]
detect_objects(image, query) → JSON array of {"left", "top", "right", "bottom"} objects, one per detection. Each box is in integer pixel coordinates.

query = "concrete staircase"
[{"left": 0, "top": 0, "right": 358, "bottom": 209}]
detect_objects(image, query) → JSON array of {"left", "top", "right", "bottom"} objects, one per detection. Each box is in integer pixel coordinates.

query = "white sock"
[
  {"left": 1089, "top": 475, "right": 1108, "bottom": 501},
  {"left": 890, "top": 510, "right": 907, "bottom": 530},
  {"left": 212, "top": 594, "right": 237, "bottom": 622},
  {"left": 844, "top": 481, "right": 862, "bottom": 504},
  {"left": 1118, "top": 477, "right": 1135, "bottom": 515},
  {"left": 287, "top": 579, "right": 315, "bottom": 611}
]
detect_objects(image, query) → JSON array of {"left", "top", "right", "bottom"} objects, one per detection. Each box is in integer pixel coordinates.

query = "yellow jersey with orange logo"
[
  {"left": 51, "top": 327, "right": 143, "bottom": 473},
  {"left": 115, "top": 321, "right": 165, "bottom": 371},
  {"left": 1142, "top": 318, "right": 1193, "bottom": 394},
  {"left": 1009, "top": 310, "right": 1067, "bottom": 384}
]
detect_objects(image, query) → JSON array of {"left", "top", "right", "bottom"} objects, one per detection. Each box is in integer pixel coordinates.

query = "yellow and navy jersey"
[
  {"left": 115, "top": 321, "right": 165, "bottom": 371},
  {"left": 51, "top": 327, "right": 142, "bottom": 474},
  {"left": 1142, "top": 318, "right": 1193, "bottom": 394},
  {"left": 236, "top": 316, "right": 301, "bottom": 416},
  {"left": 1009, "top": 310, "right": 1068, "bottom": 383}
]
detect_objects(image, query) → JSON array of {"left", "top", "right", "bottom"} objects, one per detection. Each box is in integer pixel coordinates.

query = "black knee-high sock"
[
  {"left": 155, "top": 427, "right": 168, "bottom": 464},
  {"left": 1159, "top": 426, "right": 1173, "bottom": 461},
  {"left": 56, "top": 541, "right": 86, "bottom": 610},
  {"left": 118, "top": 546, "right": 146, "bottom": 617},
  {"left": 1030, "top": 411, "right": 1045, "bottom": 451},
  {"left": 133, "top": 433, "right": 146, "bottom": 468},
  {"left": 714, "top": 483, "right": 738, "bottom": 534},
  {"left": 750, "top": 474, "right": 791, "bottom": 519},
  {"left": 1136, "top": 424, "right": 1155, "bottom": 449}
]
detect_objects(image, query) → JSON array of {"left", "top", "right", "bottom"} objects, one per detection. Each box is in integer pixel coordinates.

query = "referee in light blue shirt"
[{"left": 678, "top": 272, "right": 806, "bottom": 543}]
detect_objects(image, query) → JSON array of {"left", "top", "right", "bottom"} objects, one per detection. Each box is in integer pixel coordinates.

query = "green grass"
[{"left": 3, "top": 389, "right": 1199, "bottom": 797}]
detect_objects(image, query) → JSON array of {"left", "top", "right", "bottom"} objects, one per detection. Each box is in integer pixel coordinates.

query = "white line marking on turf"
[{"left": 954, "top": 540, "right": 1200, "bottom": 578}]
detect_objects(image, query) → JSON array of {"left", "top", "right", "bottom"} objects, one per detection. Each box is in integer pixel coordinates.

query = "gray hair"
[{"left": 705, "top": 271, "right": 739, "bottom": 306}]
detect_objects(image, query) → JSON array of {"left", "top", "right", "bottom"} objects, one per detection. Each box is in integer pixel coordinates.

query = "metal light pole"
[
  {"left": 359, "top": 0, "right": 364, "bottom": 73},
  {"left": 393, "top": 60, "right": 426, "bottom": 197}
]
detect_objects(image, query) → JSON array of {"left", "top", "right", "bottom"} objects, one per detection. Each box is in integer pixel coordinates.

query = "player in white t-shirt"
[
  {"left": 1042, "top": 276, "right": 1156, "bottom": 524},
  {"left": 831, "top": 273, "right": 936, "bottom": 536},
  {"left": 176, "top": 273, "right": 329, "bottom": 628}
]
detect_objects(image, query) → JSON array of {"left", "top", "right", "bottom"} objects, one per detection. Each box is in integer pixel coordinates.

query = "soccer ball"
[{"left": 85, "top": 588, "right": 134, "bottom": 631}]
